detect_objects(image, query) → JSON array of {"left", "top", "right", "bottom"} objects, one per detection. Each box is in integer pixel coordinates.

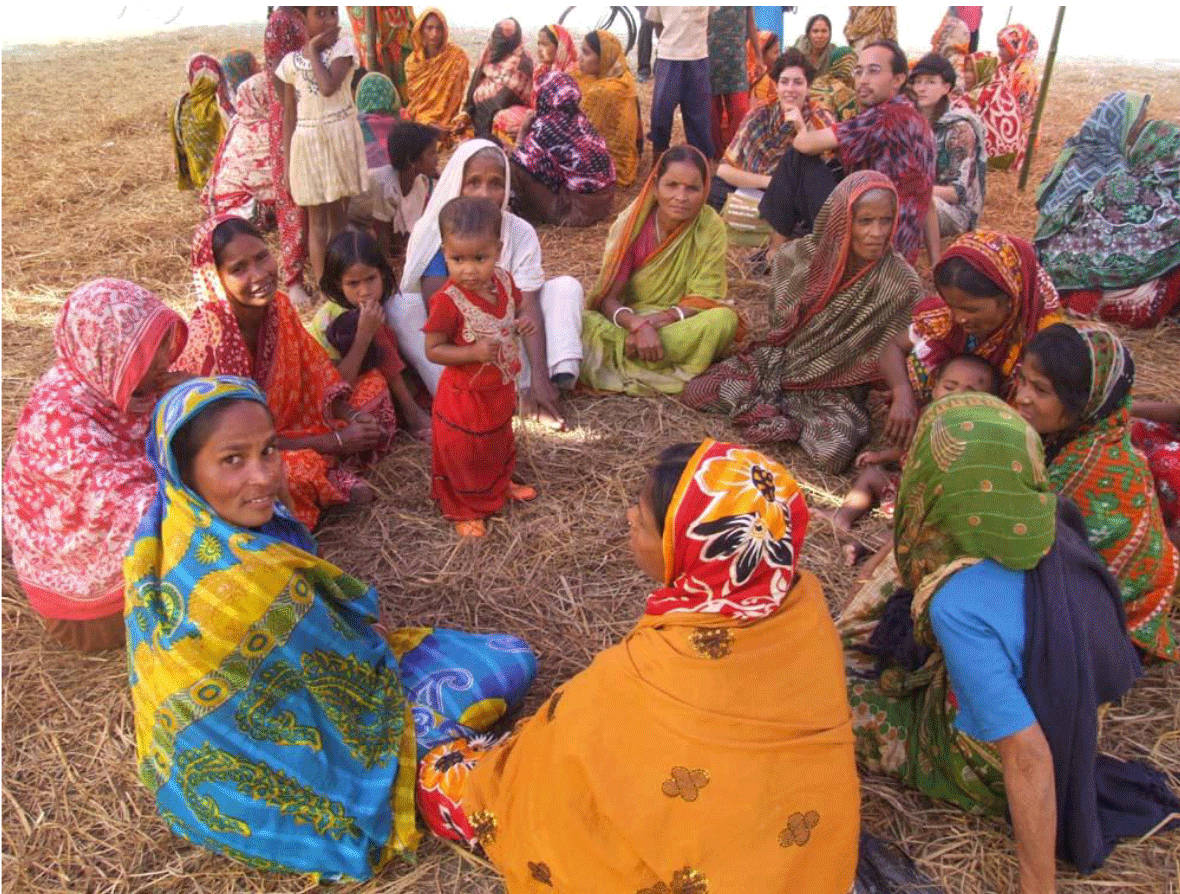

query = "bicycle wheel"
[{"left": 558, "top": 6, "right": 637, "bottom": 55}]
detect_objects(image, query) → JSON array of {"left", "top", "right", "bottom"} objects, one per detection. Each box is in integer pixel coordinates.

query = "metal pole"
[{"left": 1018, "top": 6, "right": 1066, "bottom": 191}]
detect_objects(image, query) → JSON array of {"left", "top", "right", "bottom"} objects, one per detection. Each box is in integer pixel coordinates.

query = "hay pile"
[{"left": 3, "top": 22, "right": 1178, "bottom": 894}]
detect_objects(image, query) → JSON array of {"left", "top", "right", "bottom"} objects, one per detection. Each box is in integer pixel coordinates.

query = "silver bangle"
[
  {"left": 672, "top": 306, "right": 686, "bottom": 322},
  {"left": 334, "top": 430, "right": 344, "bottom": 448},
  {"left": 611, "top": 306, "right": 629, "bottom": 327}
]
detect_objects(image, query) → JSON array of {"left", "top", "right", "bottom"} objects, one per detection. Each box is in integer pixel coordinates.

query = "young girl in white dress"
[{"left": 276, "top": 6, "right": 368, "bottom": 283}]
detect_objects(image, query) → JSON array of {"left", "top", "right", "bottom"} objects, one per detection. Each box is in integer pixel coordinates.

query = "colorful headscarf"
[
  {"left": 1041, "top": 326, "right": 1179, "bottom": 660},
  {"left": 646, "top": 440, "right": 809, "bottom": 620},
  {"left": 895, "top": 392, "right": 1057, "bottom": 597},
  {"left": 538, "top": 23, "right": 577, "bottom": 78},
  {"left": 221, "top": 48, "right": 260, "bottom": 106},
  {"left": 467, "top": 18, "right": 533, "bottom": 114},
  {"left": 997, "top": 23, "right": 1038, "bottom": 66},
  {"left": 356, "top": 71, "right": 400, "bottom": 115},
  {"left": 202, "top": 72, "right": 276, "bottom": 219},
  {"left": 264, "top": 6, "right": 307, "bottom": 76},
  {"left": 909, "top": 230, "right": 1063, "bottom": 400},
  {"left": 404, "top": 8, "right": 470, "bottom": 136},
  {"left": 125, "top": 375, "right": 420, "bottom": 880},
  {"left": 2, "top": 280, "right": 186, "bottom": 622},
  {"left": 174, "top": 54, "right": 230, "bottom": 190},
  {"left": 187, "top": 52, "right": 232, "bottom": 117},
  {"left": 511, "top": 70, "right": 615, "bottom": 194}
]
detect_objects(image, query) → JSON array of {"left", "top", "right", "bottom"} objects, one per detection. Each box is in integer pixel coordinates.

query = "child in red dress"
[{"left": 423, "top": 196, "right": 538, "bottom": 537}]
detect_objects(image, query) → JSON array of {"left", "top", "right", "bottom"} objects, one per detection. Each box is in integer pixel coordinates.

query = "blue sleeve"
[
  {"left": 423, "top": 248, "right": 448, "bottom": 279},
  {"left": 930, "top": 559, "right": 1037, "bottom": 742}
]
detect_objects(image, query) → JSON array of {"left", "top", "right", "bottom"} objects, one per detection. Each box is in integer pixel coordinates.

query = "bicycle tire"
[{"left": 557, "top": 6, "right": 637, "bottom": 55}]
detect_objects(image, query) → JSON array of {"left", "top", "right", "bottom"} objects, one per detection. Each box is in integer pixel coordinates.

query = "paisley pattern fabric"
[
  {"left": 3, "top": 280, "right": 186, "bottom": 622},
  {"left": 908, "top": 230, "right": 1064, "bottom": 401},
  {"left": 1132, "top": 419, "right": 1180, "bottom": 529},
  {"left": 1036, "top": 94, "right": 1180, "bottom": 291},
  {"left": 203, "top": 73, "right": 277, "bottom": 221},
  {"left": 1044, "top": 327, "right": 1179, "bottom": 660},
  {"left": 683, "top": 172, "right": 922, "bottom": 472},
  {"left": 422, "top": 440, "right": 860, "bottom": 894},
  {"left": 126, "top": 376, "right": 537, "bottom": 880},
  {"left": 842, "top": 393, "right": 1056, "bottom": 815}
]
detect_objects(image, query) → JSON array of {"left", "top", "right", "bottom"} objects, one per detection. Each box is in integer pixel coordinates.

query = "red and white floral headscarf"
[
  {"left": 646, "top": 440, "right": 809, "bottom": 620},
  {"left": 2, "top": 280, "right": 186, "bottom": 620}
]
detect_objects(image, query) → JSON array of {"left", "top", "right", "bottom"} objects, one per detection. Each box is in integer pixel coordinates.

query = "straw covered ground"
[{"left": 3, "top": 21, "right": 1179, "bottom": 894}]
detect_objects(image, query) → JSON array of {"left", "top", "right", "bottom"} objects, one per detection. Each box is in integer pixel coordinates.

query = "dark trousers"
[
  {"left": 708, "top": 173, "right": 737, "bottom": 211},
  {"left": 758, "top": 149, "right": 843, "bottom": 238},
  {"left": 649, "top": 57, "right": 714, "bottom": 158},
  {"left": 636, "top": 6, "right": 653, "bottom": 76}
]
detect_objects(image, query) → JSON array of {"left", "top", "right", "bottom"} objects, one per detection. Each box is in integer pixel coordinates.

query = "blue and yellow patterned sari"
[{"left": 125, "top": 377, "right": 536, "bottom": 880}]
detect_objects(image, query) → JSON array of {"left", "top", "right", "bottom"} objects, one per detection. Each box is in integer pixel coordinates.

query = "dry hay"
[{"left": 3, "top": 22, "right": 1180, "bottom": 894}]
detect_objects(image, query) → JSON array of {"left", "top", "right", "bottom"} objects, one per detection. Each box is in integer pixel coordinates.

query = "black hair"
[
  {"left": 350, "top": 65, "right": 368, "bottom": 96},
  {"left": 388, "top": 121, "right": 440, "bottom": 170},
  {"left": 805, "top": 14, "right": 832, "bottom": 39},
  {"left": 934, "top": 352, "right": 1003, "bottom": 396},
  {"left": 172, "top": 397, "right": 272, "bottom": 490},
  {"left": 864, "top": 39, "right": 908, "bottom": 76},
  {"left": 644, "top": 442, "right": 700, "bottom": 535},
  {"left": 326, "top": 309, "right": 383, "bottom": 374},
  {"left": 211, "top": 216, "right": 265, "bottom": 268},
  {"left": 933, "top": 255, "right": 1008, "bottom": 300},
  {"left": 539, "top": 25, "right": 557, "bottom": 45},
  {"left": 584, "top": 30, "right": 601, "bottom": 56},
  {"left": 771, "top": 46, "right": 815, "bottom": 85},
  {"left": 319, "top": 229, "right": 396, "bottom": 308},
  {"left": 1023, "top": 324, "right": 1093, "bottom": 422},
  {"left": 655, "top": 144, "right": 708, "bottom": 185},
  {"left": 909, "top": 52, "right": 955, "bottom": 121},
  {"left": 438, "top": 195, "right": 503, "bottom": 242}
]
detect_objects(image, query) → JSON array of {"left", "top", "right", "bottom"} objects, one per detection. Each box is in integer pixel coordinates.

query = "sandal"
[
  {"left": 454, "top": 519, "right": 487, "bottom": 538},
  {"left": 507, "top": 482, "right": 537, "bottom": 502}
]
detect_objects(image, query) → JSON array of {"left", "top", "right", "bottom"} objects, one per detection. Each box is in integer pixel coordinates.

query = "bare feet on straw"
[
  {"left": 508, "top": 481, "right": 537, "bottom": 502},
  {"left": 455, "top": 519, "right": 487, "bottom": 538}
]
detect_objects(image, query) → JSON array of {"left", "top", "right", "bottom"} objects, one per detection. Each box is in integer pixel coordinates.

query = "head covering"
[
  {"left": 2, "top": 279, "right": 186, "bottom": 621},
  {"left": 1039, "top": 326, "right": 1179, "bottom": 659},
  {"left": 404, "top": 8, "right": 471, "bottom": 135},
  {"left": 997, "top": 23, "right": 1038, "bottom": 65},
  {"left": 221, "top": 48, "right": 260, "bottom": 103},
  {"left": 187, "top": 52, "right": 232, "bottom": 117},
  {"left": 264, "top": 5, "right": 307, "bottom": 76},
  {"left": 911, "top": 52, "right": 956, "bottom": 89},
  {"left": 1036, "top": 92, "right": 1151, "bottom": 221},
  {"left": 646, "top": 440, "right": 809, "bottom": 620},
  {"left": 202, "top": 72, "right": 276, "bottom": 219},
  {"left": 572, "top": 30, "right": 640, "bottom": 186},
  {"left": 511, "top": 71, "right": 615, "bottom": 194},
  {"left": 124, "top": 374, "right": 420, "bottom": 880},
  {"left": 909, "top": 230, "right": 1063, "bottom": 399},
  {"left": 356, "top": 71, "right": 400, "bottom": 115},
  {"left": 400, "top": 139, "right": 509, "bottom": 293},
  {"left": 466, "top": 18, "right": 534, "bottom": 124},
  {"left": 895, "top": 392, "right": 1057, "bottom": 595},
  {"left": 538, "top": 23, "right": 577, "bottom": 75}
]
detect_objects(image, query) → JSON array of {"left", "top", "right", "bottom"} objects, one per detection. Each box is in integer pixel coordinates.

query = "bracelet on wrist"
[
  {"left": 334, "top": 430, "right": 344, "bottom": 449},
  {"left": 611, "top": 306, "right": 630, "bottom": 327},
  {"left": 672, "top": 306, "right": 686, "bottom": 322}
]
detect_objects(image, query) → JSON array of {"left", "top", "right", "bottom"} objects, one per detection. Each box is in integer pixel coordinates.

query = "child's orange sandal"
[
  {"left": 455, "top": 519, "right": 487, "bottom": 538},
  {"left": 507, "top": 482, "right": 537, "bottom": 502}
]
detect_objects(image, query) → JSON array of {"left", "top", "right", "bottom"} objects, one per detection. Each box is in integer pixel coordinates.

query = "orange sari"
[
  {"left": 404, "top": 8, "right": 470, "bottom": 144},
  {"left": 177, "top": 215, "right": 395, "bottom": 528}
]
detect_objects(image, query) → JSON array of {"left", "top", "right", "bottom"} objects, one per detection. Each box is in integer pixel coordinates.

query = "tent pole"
[
  {"left": 1018, "top": 6, "right": 1066, "bottom": 191},
  {"left": 365, "top": 7, "right": 380, "bottom": 77}
]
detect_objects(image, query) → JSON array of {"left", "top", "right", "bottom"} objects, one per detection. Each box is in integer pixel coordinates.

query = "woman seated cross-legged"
[
  {"left": 125, "top": 376, "right": 537, "bottom": 881},
  {"left": 415, "top": 440, "right": 860, "bottom": 893},
  {"left": 579, "top": 144, "right": 739, "bottom": 395}
]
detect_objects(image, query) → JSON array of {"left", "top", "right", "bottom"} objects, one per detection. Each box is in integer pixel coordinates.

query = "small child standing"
[
  {"left": 276, "top": 6, "right": 369, "bottom": 282},
  {"left": 833, "top": 352, "right": 1002, "bottom": 562},
  {"left": 424, "top": 197, "right": 538, "bottom": 538}
]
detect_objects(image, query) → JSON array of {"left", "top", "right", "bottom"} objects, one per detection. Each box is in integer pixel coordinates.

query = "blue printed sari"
[{"left": 125, "top": 376, "right": 536, "bottom": 881}]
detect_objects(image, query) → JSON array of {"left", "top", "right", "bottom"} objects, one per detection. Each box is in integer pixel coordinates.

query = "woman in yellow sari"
[
  {"left": 415, "top": 439, "right": 860, "bottom": 893},
  {"left": 404, "top": 8, "right": 470, "bottom": 149},
  {"left": 579, "top": 145, "right": 738, "bottom": 395},
  {"left": 573, "top": 29, "right": 642, "bottom": 187}
]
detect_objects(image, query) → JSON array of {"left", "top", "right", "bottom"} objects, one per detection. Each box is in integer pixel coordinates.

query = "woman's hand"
[
  {"left": 884, "top": 387, "right": 920, "bottom": 448},
  {"left": 336, "top": 417, "right": 385, "bottom": 453},
  {"left": 515, "top": 315, "right": 537, "bottom": 337},
  {"left": 632, "top": 322, "right": 664, "bottom": 363},
  {"left": 783, "top": 105, "right": 806, "bottom": 132},
  {"left": 471, "top": 337, "right": 502, "bottom": 364}
]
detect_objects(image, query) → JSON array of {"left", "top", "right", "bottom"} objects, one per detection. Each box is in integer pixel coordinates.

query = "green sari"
[
  {"left": 580, "top": 156, "right": 738, "bottom": 395},
  {"left": 840, "top": 393, "right": 1057, "bottom": 814}
]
